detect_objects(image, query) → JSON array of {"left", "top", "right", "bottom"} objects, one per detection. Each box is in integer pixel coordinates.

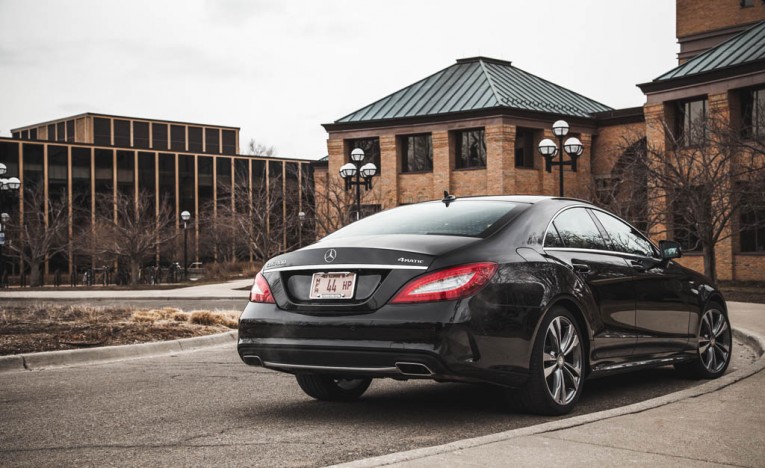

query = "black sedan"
[{"left": 238, "top": 195, "right": 732, "bottom": 415}]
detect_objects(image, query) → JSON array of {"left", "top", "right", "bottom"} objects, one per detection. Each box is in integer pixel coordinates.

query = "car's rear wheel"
[
  {"left": 675, "top": 303, "right": 732, "bottom": 379},
  {"left": 510, "top": 306, "right": 585, "bottom": 415},
  {"left": 295, "top": 374, "right": 372, "bottom": 401}
]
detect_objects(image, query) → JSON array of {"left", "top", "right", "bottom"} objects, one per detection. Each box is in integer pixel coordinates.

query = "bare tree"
[
  {"left": 81, "top": 190, "right": 177, "bottom": 286},
  {"left": 246, "top": 139, "right": 276, "bottom": 157},
  {"left": 213, "top": 169, "right": 302, "bottom": 262},
  {"left": 603, "top": 109, "right": 765, "bottom": 282},
  {"left": 6, "top": 187, "right": 70, "bottom": 286}
]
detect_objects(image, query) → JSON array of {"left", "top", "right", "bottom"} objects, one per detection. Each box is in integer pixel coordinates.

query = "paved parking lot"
[{"left": 0, "top": 340, "right": 755, "bottom": 467}]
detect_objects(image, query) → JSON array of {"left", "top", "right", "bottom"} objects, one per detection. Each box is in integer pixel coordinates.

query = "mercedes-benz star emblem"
[{"left": 324, "top": 249, "right": 337, "bottom": 263}]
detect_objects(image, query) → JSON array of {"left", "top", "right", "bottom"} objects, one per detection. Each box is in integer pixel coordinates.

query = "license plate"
[{"left": 309, "top": 272, "right": 357, "bottom": 300}]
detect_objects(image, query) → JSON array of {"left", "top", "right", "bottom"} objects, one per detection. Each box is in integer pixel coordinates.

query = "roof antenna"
[{"left": 442, "top": 190, "right": 457, "bottom": 207}]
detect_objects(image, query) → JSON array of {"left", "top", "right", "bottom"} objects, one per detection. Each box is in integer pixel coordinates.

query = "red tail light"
[
  {"left": 250, "top": 272, "right": 275, "bottom": 303},
  {"left": 391, "top": 262, "right": 498, "bottom": 304}
]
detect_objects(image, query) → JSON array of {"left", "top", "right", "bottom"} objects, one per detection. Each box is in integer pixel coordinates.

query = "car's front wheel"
[
  {"left": 510, "top": 306, "right": 585, "bottom": 415},
  {"left": 675, "top": 303, "right": 732, "bottom": 379},
  {"left": 295, "top": 374, "right": 372, "bottom": 401}
]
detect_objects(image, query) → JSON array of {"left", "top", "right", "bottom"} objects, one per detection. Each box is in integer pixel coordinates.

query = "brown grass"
[{"left": 189, "top": 310, "right": 238, "bottom": 328}]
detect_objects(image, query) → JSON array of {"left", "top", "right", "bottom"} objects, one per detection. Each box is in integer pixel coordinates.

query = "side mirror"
[{"left": 659, "top": 240, "right": 682, "bottom": 260}]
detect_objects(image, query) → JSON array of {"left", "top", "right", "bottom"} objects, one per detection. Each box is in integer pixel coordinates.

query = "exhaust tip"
[
  {"left": 395, "top": 362, "right": 433, "bottom": 376},
  {"left": 243, "top": 355, "right": 264, "bottom": 367}
]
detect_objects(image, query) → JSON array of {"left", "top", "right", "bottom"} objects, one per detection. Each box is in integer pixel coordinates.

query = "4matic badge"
[{"left": 397, "top": 257, "right": 424, "bottom": 264}]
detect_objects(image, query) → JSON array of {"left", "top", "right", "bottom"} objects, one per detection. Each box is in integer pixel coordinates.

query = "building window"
[
  {"left": 741, "top": 88, "right": 765, "bottom": 140},
  {"left": 188, "top": 126, "right": 203, "bottom": 153},
  {"left": 47, "top": 124, "right": 55, "bottom": 141},
  {"left": 515, "top": 128, "right": 535, "bottom": 169},
  {"left": 222, "top": 130, "right": 237, "bottom": 155},
  {"left": 675, "top": 98, "right": 707, "bottom": 147},
  {"left": 152, "top": 123, "right": 168, "bottom": 150},
  {"left": 94, "top": 117, "right": 111, "bottom": 146},
  {"left": 133, "top": 121, "right": 150, "bottom": 149},
  {"left": 740, "top": 0, "right": 754, "bottom": 7},
  {"left": 66, "top": 120, "right": 75, "bottom": 142},
  {"left": 171, "top": 125, "right": 186, "bottom": 151},
  {"left": 346, "top": 138, "right": 381, "bottom": 175},
  {"left": 671, "top": 188, "right": 707, "bottom": 253},
  {"left": 455, "top": 128, "right": 486, "bottom": 169},
  {"left": 741, "top": 208, "right": 765, "bottom": 252},
  {"left": 114, "top": 119, "right": 131, "bottom": 147},
  {"left": 205, "top": 128, "right": 220, "bottom": 154},
  {"left": 56, "top": 122, "right": 65, "bottom": 142},
  {"left": 400, "top": 133, "right": 432, "bottom": 173}
]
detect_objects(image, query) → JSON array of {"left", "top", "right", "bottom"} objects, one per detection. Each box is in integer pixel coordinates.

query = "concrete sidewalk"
[
  {"left": 0, "top": 278, "right": 253, "bottom": 300},
  {"left": 337, "top": 301, "right": 765, "bottom": 468}
]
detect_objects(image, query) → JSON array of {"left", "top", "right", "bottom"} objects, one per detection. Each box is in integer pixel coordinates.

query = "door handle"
[
  {"left": 630, "top": 259, "right": 646, "bottom": 272},
  {"left": 572, "top": 263, "right": 591, "bottom": 274}
]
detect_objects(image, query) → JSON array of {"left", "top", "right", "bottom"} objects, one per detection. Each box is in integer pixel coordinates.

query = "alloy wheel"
[
  {"left": 698, "top": 308, "right": 731, "bottom": 374},
  {"left": 543, "top": 316, "right": 583, "bottom": 405}
]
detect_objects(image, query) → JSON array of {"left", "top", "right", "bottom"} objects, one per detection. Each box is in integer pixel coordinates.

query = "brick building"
[{"left": 318, "top": 0, "right": 765, "bottom": 281}]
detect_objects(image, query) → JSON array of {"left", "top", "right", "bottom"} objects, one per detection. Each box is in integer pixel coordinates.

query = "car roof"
[{"left": 422, "top": 195, "right": 592, "bottom": 205}]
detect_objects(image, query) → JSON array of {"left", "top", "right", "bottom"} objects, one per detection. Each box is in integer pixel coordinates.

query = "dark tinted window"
[
  {"left": 205, "top": 128, "right": 220, "bottom": 154},
  {"left": 133, "top": 121, "right": 149, "bottom": 149},
  {"left": 66, "top": 120, "right": 75, "bottom": 142},
  {"left": 188, "top": 127, "right": 203, "bottom": 153},
  {"left": 222, "top": 130, "right": 236, "bottom": 155},
  {"left": 56, "top": 122, "right": 65, "bottom": 142},
  {"left": 400, "top": 134, "right": 432, "bottom": 172},
  {"left": 552, "top": 208, "right": 607, "bottom": 250},
  {"left": 455, "top": 128, "right": 486, "bottom": 169},
  {"left": 178, "top": 154, "right": 195, "bottom": 215},
  {"left": 515, "top": 128, "right": 535, "bottom": 169},
  {"left": 593, "top": 210, "right": 655, "bottom": 257},
  {"left": 114, "top": 119, "right": 131, "bottom": 147},
  {"left": 171, "top": 125, "right": 186, "bottom": 151},
  {"left": 544, "top": 225, "right": 564, "bottom": 247},
  {"left": 152, "top": 123, "right": 168, "bottom": 150},
  {"left": 325, "top": 201, "right": 520, "bottom": 239},
  {"left": 94, "top": 118, "right": 111, "bottom": 146},
  {"left": 30, "top": 128, "right": 38, "bottom": 140},
  {"left": 23, "top": 143, "right": 44, "bottom": 189},
  {"left": 47, "top": 124, "right": 55, "bottom": 141}
]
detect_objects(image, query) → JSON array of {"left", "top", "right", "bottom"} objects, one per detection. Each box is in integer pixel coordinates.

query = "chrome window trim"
[
  {"left": 542, "top": 204, "right": 660, "bottom": 258},
  {"left": 544, "top": 247, "right": 655, "bottom": 260},
  {"left": 263, "top": 263, "right": 429, "bottom": 272}
]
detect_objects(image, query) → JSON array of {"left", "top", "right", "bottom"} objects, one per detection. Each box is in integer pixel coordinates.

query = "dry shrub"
[
  {"left": 189, "top": 310, "right": 238, "bottom": 328},
  {"left": 131, "top": 310, "right": 161, "bottom": 323},
  {"left": 172, "top": 311, "right": 190, "bottom": 322}
]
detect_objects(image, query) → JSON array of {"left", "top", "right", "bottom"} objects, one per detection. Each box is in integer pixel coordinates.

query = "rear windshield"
[{"left": 324, "top": 201, "right": 522, "bottom": 240}]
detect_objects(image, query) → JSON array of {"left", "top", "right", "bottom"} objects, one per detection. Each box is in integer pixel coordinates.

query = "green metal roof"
[
  {"left": 336, "top": 57, "right": 612, "bottom": 123},
  {"left": 654, "top": 20, "right": 765, "bottom": 82}
]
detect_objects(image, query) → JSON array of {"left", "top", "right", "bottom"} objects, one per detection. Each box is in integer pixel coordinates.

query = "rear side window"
[
  {"left": 592, "top": 210, "right": 655, "bottom": 257},
  {"left": 324, "top": 201, "right": 521, "bottom": 239},
  {"left": 551, "top": 208, "right": 608, "bottom": 250}
]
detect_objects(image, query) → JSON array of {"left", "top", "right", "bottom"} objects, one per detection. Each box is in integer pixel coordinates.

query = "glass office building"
[{"left": 2, "top": 113, "right": 313, "bottom": 277}]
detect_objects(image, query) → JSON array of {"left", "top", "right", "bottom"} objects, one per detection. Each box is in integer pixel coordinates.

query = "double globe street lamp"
[
  {"left": 0, "top": 163, "right": 21, "bottom": 287},
  {"left": 538, "top": 120, "right": 584, "bottom": 197},
  {"left": 339, "top": 148, "right": 377, "bottom": 221}
]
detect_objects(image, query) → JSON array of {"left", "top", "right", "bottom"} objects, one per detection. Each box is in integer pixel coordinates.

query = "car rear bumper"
[{"left": 237, "top": 301, "right": 531, "bottom": 387}]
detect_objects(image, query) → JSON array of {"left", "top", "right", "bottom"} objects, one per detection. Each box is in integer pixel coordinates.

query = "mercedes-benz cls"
[{"left": 238, "top": 195, "right": 732, "bottom": 415}]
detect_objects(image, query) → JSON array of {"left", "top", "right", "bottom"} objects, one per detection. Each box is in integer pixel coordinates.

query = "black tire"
[
  {"left": 674, "top": 302, "right": 732, "bottom": 379},
  {"left": 295, "top": 374, "right": 372, "bottom": 401},
  {"left": 509, "top": 306, "right": 586, "bottom": 415}
]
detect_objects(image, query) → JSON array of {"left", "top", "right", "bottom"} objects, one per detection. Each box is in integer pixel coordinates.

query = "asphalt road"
[{"left": 0, "top": 340, "right": 755, "bottom": 468}]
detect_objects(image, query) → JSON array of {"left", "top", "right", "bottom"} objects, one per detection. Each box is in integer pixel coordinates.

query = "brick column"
[
  {"left": 378, "top": 135, "right": 398, "bottom": 208},
  {"left": 486, "top": 123, "right": 516, "bottom": 195},
  {"left": 644, "top": 103, "right": 667, "bottom": 242},
  {"left": 432, "top": 131, "right": 451, "bottom": 198}
]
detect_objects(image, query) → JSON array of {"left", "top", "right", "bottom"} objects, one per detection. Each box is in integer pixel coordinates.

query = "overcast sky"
[{"left": 0, "top": 0, "right": 677, "bottom": 160}]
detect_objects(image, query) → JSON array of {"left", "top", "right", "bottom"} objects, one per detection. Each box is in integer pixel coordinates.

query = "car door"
[
  {"left": 544, "top": 207, "right": 637, "bottom": 360},
  {"left": 591, "top": 210, "right": 692, "bottom": 357}
]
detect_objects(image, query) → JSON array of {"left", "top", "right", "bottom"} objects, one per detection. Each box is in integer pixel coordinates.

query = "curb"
[
  {"left": 328, "top": 326, "right": 765, "bottom": 468},
  {"left": 0, "top": 330, "right": 237, "bottom": 373}
]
